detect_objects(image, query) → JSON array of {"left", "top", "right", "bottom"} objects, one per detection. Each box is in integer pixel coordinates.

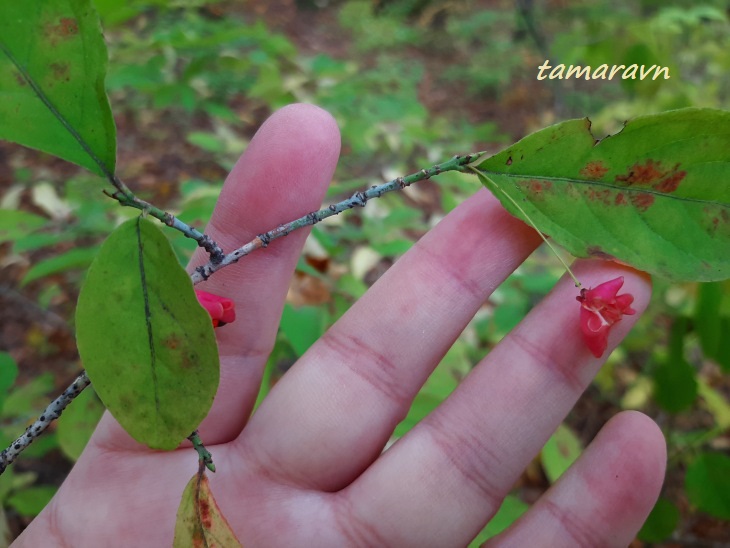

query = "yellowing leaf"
[
  {"left": 173, "top": 470, "right": 243, "bottom": 548},
  {"left": 76, "top": 217, "right": 219, "bottom": 450}
]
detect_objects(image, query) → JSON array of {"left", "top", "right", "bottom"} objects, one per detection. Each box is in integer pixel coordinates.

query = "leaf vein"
[
  {"left": 135, "top": 218, "right": 161, "bottom": 416},
  {"left": 479, "top": 169, "right": 730, "bottom": 208}
]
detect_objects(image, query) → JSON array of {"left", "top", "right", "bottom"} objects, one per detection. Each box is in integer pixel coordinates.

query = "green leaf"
[
  {"left": 715, "top": 317, "right": 730, "bottom": 373},
  {"left": 370, "top": 239, "right": 413, "bottom": 257},
  {"left": 56, "top": 386, "right": 104, "bottom": 461},
  {"left": 394, "top": 342, "right": 468, "bottom": 437},
  {"left": 22, "top": 433, "right": 59, "bottom": 458},
  {"left": 334, "top": 272, "right": 368, "bottom": 299},
  {"left": 475, "top": 108, "right": 730, "bottom": 282},
  {"left": 0, "top": 353, "right": 19, "bottom": 412},
  {"left": 541, "top": 423, "right": 583, "bottom": 483},
  {"left": 0, "top": 0, "right": 116, "bottom": 177},
  {"left": 6, "top": 485, "right": 56, "bottom": 517},
  {"left": 638, "top": 497, "right": 679, "bottom": 543},
  {"left": 492, "top": 301, "right": 528, "bottom": 335},
  {"left": 76, "top": 217, "right": 219, "bottom": 451},
  {"left": 173, "top": 470, "right": 242, "bottom": 548},
  {"left": 695, "top": 281, "right": 730, "bottom": 371},
  {"left": 91, "top": 0, "right": 152, "bottom": 27},
  {"left": 12, "top": 231, "right": 76, "bottom": 254},
  {"left": 653, "top": 317, "right": 697, "bottom": 413},
  {"left": 653, "top": 359, "right": 697, "bottom": 413},
  {"left": 685, "top": 452, "right": 730, "bottom": 520},
  {"left": 470, "top": 494, "right": 529, "bottom": 545},
  {"left": 695, "top": 282, "right": 723, "bottom": 355},
  {"left": 21, "top": 246, "right": 100, "bottom": 285},
  {"left": 0, "top": 210, "right": 47, "bottom": 244},
  {"left": 0, "top": 373, "right": 54, "bottom": 419},
  {"left": 0, "top": 469, "right": 37, "bottom": 504},
  {"left": 280, "top": 304, "right": 325, "bottom": 357},
  {"left": 253, "top": 355, "right": 275, "bottom": 412},
  {"left": 697, "top": 379, "right": 730, "bottom": 430},
  {"left": 186, "top": 131, "right": 223, "bottom": 153},
  {"left": 393, "top": 391, "right": 442, "bottom": 438}
]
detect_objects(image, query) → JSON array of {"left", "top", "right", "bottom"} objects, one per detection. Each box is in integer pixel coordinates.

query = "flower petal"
[
  {"left": 577, "top": 276, "right": 635, "bottom": 358},
  {"left": 195, "top": 290, "right": 236, "bottom": 328}
]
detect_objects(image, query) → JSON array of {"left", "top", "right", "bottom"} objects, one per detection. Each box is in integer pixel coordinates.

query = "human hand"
[{"left": 14, "top": 104, "right": 665, "bottom": 547}]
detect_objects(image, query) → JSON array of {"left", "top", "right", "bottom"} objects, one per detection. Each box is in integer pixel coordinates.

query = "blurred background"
[{"left": 1, "top": 0, "right": 729, "bottom": 545}]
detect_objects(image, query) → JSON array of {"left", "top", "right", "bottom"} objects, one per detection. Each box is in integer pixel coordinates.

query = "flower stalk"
[{"left": 469, "top": 166, "right": 582, "bottom": 288}]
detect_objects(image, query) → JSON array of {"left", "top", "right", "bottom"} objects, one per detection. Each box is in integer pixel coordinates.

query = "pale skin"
[{"left": 15, "top": 104, "right": 666, "bottom": 547}]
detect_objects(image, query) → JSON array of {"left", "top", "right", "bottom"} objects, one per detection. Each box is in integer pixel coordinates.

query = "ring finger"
[{"left": 339, "top": 261, "right": 652, "bottom": 546}]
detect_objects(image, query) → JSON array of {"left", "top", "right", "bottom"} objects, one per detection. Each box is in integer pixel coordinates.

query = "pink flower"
[
  {"left": 195, "top": 290, "right": 236, "bottom": 328},
  {"left": 576, "top": 276, "right": 636, "bottom": 358}
]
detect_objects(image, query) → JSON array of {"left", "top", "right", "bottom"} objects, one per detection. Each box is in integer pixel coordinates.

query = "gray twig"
[
  {"left": 0, "top": 371, "right": 90, "bottom": 474},
  {"left": 104, "top": 178, "right": 225, "bottom": 263},
  {"left": 0, "top": 152, "right": 483, "bottom": 473},
  {"left": 192, "top": 153, "right": 483, "bottom": 284}
]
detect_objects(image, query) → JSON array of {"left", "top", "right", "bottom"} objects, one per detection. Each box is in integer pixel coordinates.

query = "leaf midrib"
[
  {"left": 0, "top": 24, "right": 113, "bottom": 179},
  {"left": 478, "top": 169, "right": 730, "bottom": 208},
  {"left": 135, "top": 218, "right": 161, "bottom": 417}
]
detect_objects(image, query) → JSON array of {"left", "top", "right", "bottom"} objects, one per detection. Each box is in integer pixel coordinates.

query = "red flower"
[
  {"left": 576, "top": 276, "right": 635, "bottom": 358},
  {"left": 195, "top": 290, "right": 236, "bottom": 328}
]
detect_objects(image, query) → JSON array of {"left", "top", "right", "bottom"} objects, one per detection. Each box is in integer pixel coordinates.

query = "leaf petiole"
[
  {"left": 188, "top": 431, "right": 216, "bottom": 473},
  {"left": 470, "top": 166, "right": 582, "bottom": 288}
]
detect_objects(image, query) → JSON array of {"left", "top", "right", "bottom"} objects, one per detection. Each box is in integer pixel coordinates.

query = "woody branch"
[{"left": 0, "top": 152, "right": 483, "bottom": 473}]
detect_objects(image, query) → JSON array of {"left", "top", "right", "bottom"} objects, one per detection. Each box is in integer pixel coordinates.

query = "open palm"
[{"left": 15, "top": 104, "right": 665, "bottom": 548}]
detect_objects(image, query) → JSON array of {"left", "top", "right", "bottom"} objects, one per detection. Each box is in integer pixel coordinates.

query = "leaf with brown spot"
[
  {"left": 173, "top": 469, "right": 243, "bottom": 548},
  {"left": 76, "top": 218, "right": 219, "bottom": 450},
  {"left": 475, "top": 108, "right": 730, "bottom": 281},
  {"left": 580, "top": 160, "right": 610, "bottom": 179},
  {"left": 0, "top": 0, "right": 115, "bottom": 177}
]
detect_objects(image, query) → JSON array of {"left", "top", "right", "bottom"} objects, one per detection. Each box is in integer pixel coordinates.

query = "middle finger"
[{"left": 237, "top": 189, "right": 540, "bottom": 490}]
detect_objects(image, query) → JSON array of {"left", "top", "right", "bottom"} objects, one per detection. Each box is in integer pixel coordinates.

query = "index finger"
[
  {"left": 91, "top": 104, "right": 341, "bottom": 449},
  {"left": 189, "top": 104, "right": 341, "bottom": 444}
]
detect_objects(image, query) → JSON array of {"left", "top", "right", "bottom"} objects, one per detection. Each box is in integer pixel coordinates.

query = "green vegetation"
[{"left": 0, "top": 0, "right": 728, "bottom": 544}]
